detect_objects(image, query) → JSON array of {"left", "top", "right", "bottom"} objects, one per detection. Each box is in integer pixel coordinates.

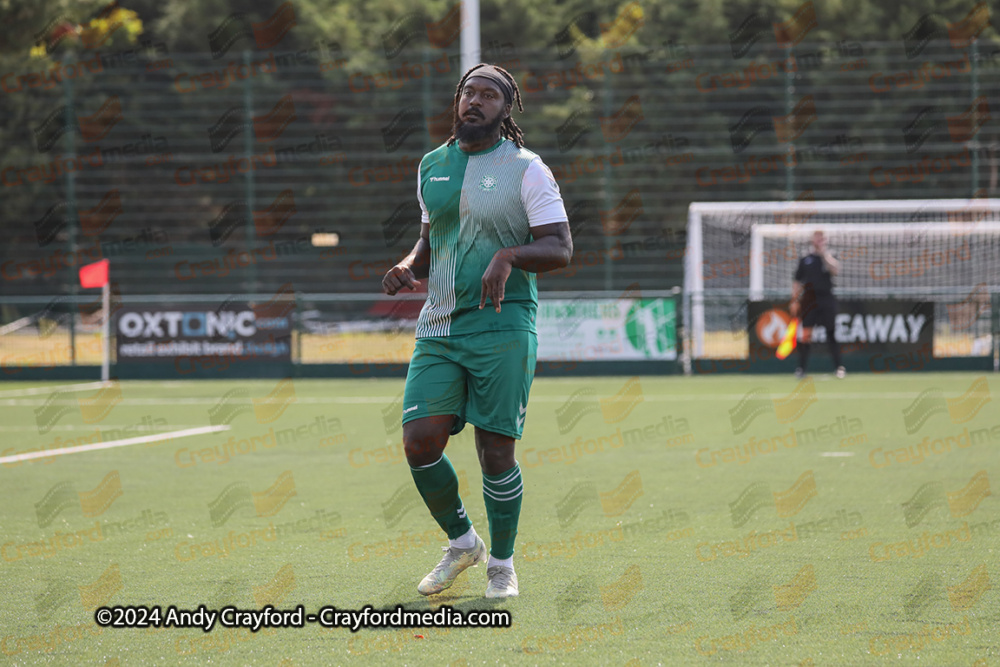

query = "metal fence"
[{"left": 2, "top": 40, "right": 999, "bottom": 303}]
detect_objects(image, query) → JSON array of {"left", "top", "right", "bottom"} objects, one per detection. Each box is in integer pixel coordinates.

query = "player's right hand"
[
  {"left": 382, "top": 265, "right": 420, "bottom": 296},
  {"left": 789, "top": 300, "right": 800, "bottom": 318}
]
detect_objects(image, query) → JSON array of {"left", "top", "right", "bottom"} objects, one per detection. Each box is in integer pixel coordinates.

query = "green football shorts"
[{"left": 402, "top": 330, "right": 538, "bottom": 439}]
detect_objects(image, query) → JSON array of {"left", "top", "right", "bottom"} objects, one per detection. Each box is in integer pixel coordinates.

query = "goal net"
[{"left": 684, "top": 199, "right": 1000, "bottom": 363}]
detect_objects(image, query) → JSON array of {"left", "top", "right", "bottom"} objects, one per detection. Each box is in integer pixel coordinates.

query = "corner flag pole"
[
  {"left": 79, "top": 259, "right": 110, "bottom": 383},
  {"left": 101, "top": 280, "right": 110, "bottom": 382}
]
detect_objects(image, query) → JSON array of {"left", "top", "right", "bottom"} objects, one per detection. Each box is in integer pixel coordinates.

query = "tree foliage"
[{"left": 2, "top": 0, "right": 996, "bottom": 60}]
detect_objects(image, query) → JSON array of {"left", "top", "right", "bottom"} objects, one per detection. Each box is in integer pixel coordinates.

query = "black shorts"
[{"left": 801, "top": 297, "right": 837, "bottom": 330}]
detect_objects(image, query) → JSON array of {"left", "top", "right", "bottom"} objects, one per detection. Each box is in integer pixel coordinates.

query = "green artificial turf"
[{"left": 0, "top": 374, "right": 996, "bottom": 665}]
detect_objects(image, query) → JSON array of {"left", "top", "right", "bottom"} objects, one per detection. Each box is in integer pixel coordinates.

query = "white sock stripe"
[
  {"left": 410, "top": 455, "right": 445, "bottom": 471},
  {"left": 482, "top": 483, "right": 523, "bottom": 501},
  {"left": 483, "top": 488, "right": 518, "bottom": 502},
  {"left": 482, "top": 476, "right": 521, "bottom": 492},
  {"left": 485, "top": 466, "right": 521, "bottom": 487},
  {"left": 483, "top": 487, "right": 521, "bottom": 501},
  {"left": 483, "top": 482, "right": 521, "bottom": 496},
  {"left": 497, "top": 466, "right": 522, "bottom": 485}
]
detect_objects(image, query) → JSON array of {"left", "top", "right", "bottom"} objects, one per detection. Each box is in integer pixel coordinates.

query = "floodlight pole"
[
  {"left": 65, "top": 52, "right": 78, "bottom": 366},
  {"left": 461, "top": 0, "right": 480, "bottom": 75}
]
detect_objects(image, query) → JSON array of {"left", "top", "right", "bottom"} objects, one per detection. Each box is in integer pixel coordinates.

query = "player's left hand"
[{"left": 480, "top": 253, "right": 513, "bottom": 313}]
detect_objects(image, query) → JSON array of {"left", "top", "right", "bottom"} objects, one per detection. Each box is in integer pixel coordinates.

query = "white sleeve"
[
  {"left": 521, "top": 158, "right": 568, "bottom": 228},
  {"left": 417, "top": 169, "right": 429, "bottom": 225}
]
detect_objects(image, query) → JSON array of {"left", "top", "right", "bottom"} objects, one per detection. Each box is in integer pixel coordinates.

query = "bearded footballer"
[{"left": 381, "top": 63, "right": 573, "bottom": 599}]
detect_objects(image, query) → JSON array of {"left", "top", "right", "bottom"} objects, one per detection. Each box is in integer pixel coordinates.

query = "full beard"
[{"left": 454, "top": 113, "right": 504, "bottom": 143}]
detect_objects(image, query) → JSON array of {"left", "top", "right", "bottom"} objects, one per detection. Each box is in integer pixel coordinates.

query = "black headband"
[{"left": 464, "top": 65, "right": 514, "bottom": 105}]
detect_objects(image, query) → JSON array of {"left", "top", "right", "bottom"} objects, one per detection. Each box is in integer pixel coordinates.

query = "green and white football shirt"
[{"left": 415, "top": 137, "right": 567, "bottom": 338}]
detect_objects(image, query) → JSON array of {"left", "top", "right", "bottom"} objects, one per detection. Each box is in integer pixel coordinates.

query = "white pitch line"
[
  {"left": 0, "top": 392, "right": 962, "bottom": 407},
  {"left": 0, "top": 381, "right": 108, "bottom": 398},
  {"left": 819, "top": 452, "right": 856, "bottom": 457},
  {"left": 0, "top": 424, "right": 209, "bottom": 432},
  {"left": 0, "top": 425, "right": 230, "bottom": 465}
]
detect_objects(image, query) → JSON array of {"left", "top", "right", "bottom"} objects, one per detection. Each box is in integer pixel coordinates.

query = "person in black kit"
[{"left": 790, "top": 230, "right": 845, "bottom": 379}]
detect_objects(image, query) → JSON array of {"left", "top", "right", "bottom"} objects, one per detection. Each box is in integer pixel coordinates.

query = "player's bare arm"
[
  {"left": 821, "top": 251, "right": 840, "bottom": 276},
  {"left": 382, "top": 223, "right": 430, "bottom": 296},
  {"left": 479, "top": 221, "right": 573, "bottom": 312},
  {"left": 790, "top": 280, "right": 803, "bottom": 318}
]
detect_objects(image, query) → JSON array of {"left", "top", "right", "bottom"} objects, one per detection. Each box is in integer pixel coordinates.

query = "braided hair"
[{"left": 446, "top": 63, "right": 525, "bottom": 148}]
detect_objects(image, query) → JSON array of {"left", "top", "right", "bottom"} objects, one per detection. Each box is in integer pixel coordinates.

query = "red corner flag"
[{"left": 79, "top": 259, "right": 109, "bottom": 288}]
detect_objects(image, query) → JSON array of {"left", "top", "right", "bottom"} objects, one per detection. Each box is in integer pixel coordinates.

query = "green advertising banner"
[{"left": 537, "top": 298, "right": 677, "bottom": 361}]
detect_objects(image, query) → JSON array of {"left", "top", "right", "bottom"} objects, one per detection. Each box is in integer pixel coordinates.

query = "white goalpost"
[{"left": 684, "top": 199, "right": 1000, "bottom": 370}]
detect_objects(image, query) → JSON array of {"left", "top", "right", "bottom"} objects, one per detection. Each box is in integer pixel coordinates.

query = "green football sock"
[
  {"left": 410, "top": 454, "right": 472, "bottom": 540},
  {"left": 482, "top": 463, "right": 523, "bottom": 559}
]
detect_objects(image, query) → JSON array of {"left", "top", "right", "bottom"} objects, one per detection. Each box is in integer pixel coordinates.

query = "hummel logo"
[
  {"left": 403, "top": 405, "right": 419, "bottom": 414},
  {"left": 429, "top": 176, "right": 450, "bottom": 182},
  {"left": 517, "top": 402, "right": 527, "bottom": 429}
]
